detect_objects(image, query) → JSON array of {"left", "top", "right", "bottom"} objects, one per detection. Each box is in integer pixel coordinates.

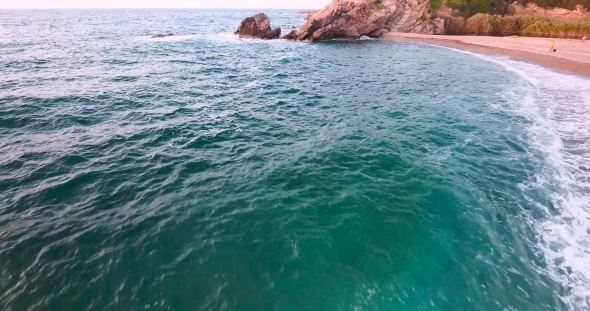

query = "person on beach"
[{"left": 550, "top": 40, "right": 555, "bottom": 51}]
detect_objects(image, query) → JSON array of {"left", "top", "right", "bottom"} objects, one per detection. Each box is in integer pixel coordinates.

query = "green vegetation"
[
  {"left": 445, "top": 0, "right": 589, "bottom": 17},
  {"left": 431, "top": 0, "right": 444, "bottom": 10},
  {"left": 439, "top": 13, "right": 590, "bottom": 37}
]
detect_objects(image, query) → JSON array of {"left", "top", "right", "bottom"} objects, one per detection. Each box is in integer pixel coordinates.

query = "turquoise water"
[{"left": 1, "top": 9, "right": 589, "bottom": 311}]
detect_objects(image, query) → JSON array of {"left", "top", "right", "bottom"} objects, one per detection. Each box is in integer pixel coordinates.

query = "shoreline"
[{"left": 383, "top": 33, "right": 590, "bottom": 78}]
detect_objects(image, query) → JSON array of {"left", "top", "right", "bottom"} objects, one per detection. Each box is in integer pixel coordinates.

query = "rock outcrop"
[
  {"left": 235, "top": 13, "right": 281, "bottom": 39},
  {"left": 283, "top": 0, "right": 403, "bottom": 41},
  {"left": 399, "top": 0, "right": 445, "bottom": 35}
]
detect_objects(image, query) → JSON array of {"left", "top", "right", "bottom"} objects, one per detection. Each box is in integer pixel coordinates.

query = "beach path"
[{"left": 391, "top": 5, "right": 411, "bottom": 32}]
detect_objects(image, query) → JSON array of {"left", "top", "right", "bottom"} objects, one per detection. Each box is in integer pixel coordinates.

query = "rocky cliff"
[
  {"left": 283, "top": 0, "right": 405, "bottom": 41},
  {"left": 283, "top": 0, "right": 444, "bottom": 41},
  {"left": 400, "top": 0, "right": 445, "bottom": 34}
]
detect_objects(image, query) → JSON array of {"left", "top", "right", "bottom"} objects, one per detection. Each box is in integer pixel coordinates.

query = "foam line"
[{"left": 431, "top": 42, "right": 590, "bottom": 309}]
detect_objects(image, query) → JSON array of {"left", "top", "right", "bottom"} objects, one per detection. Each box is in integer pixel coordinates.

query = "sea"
[{"left": 1, "top": 8, "right": 589, "bottom": 311}]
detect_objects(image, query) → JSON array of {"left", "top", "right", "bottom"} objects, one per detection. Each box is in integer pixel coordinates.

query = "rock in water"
[
  {"left": 152, "top": 33, "right": 174, "bottom": 38},
  {"left": 282, "top": 0, "right": 402, "bottom": 42},
  {"left": 234, "top": 13, "right": 281, "bottom": 39}
]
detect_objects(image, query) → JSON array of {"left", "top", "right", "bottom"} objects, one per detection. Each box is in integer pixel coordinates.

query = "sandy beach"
[{"left": 384, "top": 32, "right": 590, "bottom": 78}]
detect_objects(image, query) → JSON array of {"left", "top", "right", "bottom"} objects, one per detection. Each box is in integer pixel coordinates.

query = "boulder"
[
  {"left": 282, "top": 30, "right": 298, "bottom": 40},
  {"left": 282, "top": 0, "right": 403, "bottom": 42},
  {"left": 234, "top": 13, "right": 282, "bottom": 39}
]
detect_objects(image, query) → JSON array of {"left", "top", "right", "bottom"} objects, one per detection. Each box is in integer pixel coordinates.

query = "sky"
[{"left": 0, "top": 0, "right": 331, "bottom": 9}]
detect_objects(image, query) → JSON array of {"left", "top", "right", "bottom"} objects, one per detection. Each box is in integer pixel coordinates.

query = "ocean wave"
[
  {"left": 216, "top": 33, "right": 291, "bottom": 44},
  {"left": 438, "top": 44, "right": 590, "bottom": 310},
  {"left": 359, "top": 35, "right": 378, "bottom": 41},
  {"left": 516, "top": 65, "right": 590, "bottom": 310},
  {"left": 3, "top": 12, "right": 588, "bottom": 308},
  {"left": 430, "top": 44, "right": 540, "bottom": 86}
]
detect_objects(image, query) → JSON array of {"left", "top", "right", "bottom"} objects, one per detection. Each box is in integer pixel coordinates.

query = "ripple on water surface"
[{"left": 1, "top": 9, "right": 589, "bottom": 311}]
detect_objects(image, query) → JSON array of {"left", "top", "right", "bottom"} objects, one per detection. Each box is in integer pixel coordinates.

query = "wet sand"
[{"left": 383, "top": 33, "right": 590, "bottom": 78}]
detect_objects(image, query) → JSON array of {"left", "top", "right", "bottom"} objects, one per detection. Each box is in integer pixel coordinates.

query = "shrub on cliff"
[
  {"left": 464, "top": 13, "right": 495, "bottom": 34},
  {"left": 438, "top": 14, "right": 467, "bottom": 34},
  {"left": 519, "top": 15, "right": 590, "bottom": 36},
  {"left": 439, "top": 13, "right": 590, "bottom": 37},
  {"left": 446, "top": 0, "right": 589, "bottom": 17}
]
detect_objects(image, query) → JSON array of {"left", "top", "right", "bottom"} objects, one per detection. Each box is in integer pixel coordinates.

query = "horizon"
[
  {"left": 0, "top": 0, "right": 330, "bottom": 9},
  {"left": 0, "top": 8, "right": 321, "bottom": 9}
]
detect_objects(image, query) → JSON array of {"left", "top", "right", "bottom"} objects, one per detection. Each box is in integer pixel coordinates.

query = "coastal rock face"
[
  {"left": 283, "top": 0, "right": 403, "bottom": 41},
  {"left": 235, "top": 13, "right": 281, "bottom": 39},
  {"left": 400, "top": 0, "right": 445, "bottom": 35}
]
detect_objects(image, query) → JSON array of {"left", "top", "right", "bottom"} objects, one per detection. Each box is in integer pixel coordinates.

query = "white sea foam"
[
  {"left": 430, "top": 44, "right": 539, "bottom": 86},
  {"left": 218, "top": 32, "right": 239, "bottom": 40},
  {"left": 359, "top": 36, "right": 378, "bottom": 41},
  {"left": 434, "top": 44, "right": 590, "bottom": 309},
  {"left": 513, "top": 65, "right": 590, "bottom": 310},
  {"left": 217, "top": 33, "right": 289, "bottom": 44}
]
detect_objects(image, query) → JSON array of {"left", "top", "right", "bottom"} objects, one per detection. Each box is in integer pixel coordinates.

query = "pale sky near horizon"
[{"left": 0, "top": 0, "right": 331, "bottom": 9}]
